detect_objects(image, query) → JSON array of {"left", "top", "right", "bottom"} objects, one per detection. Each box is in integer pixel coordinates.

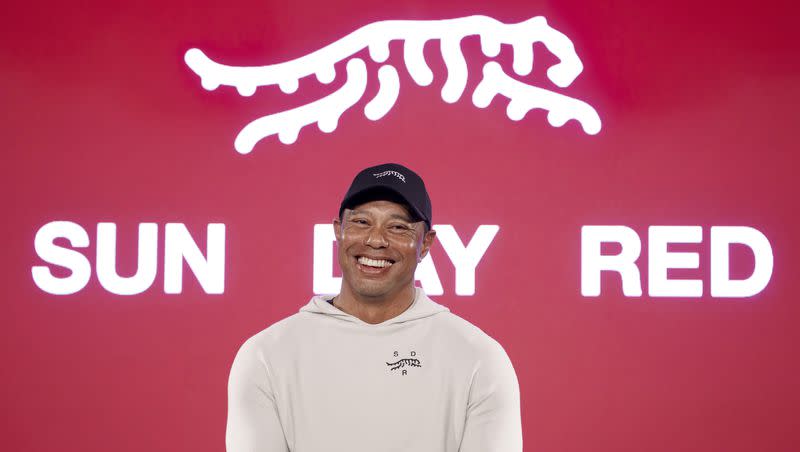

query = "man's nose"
[{"left": 364, "top": 226, "right": 389, "bottom": 247}]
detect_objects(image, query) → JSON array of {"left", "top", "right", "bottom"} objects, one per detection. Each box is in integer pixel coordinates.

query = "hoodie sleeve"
[
  {"left": 459, "top": 340, "right": 523, "bottom": 452},
  {"left": 226, "top": 339, "right": 290, "bottom": 452}
]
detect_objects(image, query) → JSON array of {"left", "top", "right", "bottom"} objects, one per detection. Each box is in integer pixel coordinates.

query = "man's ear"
[
  {"left": 333, "top": 217, "right": 342, "bottom": 241},
  {"left": 419, "top": 228, "right": 436, "bottom": 260}
]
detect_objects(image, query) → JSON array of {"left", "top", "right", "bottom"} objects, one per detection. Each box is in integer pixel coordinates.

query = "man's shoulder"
[
  {"left": 433, "top": 310, "right": 510, "bottom": 359},
  {"left": 432, "top": 310, "right": 518, "bottom": 383},
  {"left": 236, "top": 310, "right": 314, "bottom": 356}
]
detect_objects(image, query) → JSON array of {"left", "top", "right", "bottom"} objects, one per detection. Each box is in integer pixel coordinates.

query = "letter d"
[{"left": 710, "top": 226, "right": 773, "bottom": 298}]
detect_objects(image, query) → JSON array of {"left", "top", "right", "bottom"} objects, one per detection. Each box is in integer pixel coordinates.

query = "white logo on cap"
[
  {"left": 373, "top": 171, "right": 406, "bottom": 183},
  {"left": 184, "top": 15, "right": 601, "bottom": 153}
]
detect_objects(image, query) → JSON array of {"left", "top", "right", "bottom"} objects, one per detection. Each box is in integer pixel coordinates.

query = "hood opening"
[{"left": 299, "top": 287, "right": 449, "bottom": 326}]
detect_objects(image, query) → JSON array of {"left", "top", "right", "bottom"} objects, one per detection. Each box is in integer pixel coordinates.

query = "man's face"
[{"left": 334, "top": 199, "right": 435, "bottom": 301}]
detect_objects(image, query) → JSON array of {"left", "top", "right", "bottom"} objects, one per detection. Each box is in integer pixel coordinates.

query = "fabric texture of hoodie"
[{"left": 226, "top": 287, "right": 522, "bottom": 452}]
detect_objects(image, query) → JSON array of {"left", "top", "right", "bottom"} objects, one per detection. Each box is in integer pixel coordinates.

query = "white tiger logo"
[{"left": 184, "top": 15, "right": 601, "bottom": 153}]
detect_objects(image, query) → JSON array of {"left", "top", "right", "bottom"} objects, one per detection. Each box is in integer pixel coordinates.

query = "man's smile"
[{"left": 355, "top": 255, "right": 395, "bottom": 274}]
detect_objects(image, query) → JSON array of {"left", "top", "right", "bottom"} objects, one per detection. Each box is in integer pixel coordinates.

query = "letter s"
[{"left": 32, "top": 221, "right": 91, "bottom": 295}]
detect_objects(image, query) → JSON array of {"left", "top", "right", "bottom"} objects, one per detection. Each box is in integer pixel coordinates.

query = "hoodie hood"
[{"left": 299, "top": 287, "right": 449, "bottom": 326}]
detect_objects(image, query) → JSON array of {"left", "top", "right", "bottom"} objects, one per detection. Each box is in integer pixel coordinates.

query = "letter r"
[{"left": 581, "top": 226, "right": 643, "bottom": 297}]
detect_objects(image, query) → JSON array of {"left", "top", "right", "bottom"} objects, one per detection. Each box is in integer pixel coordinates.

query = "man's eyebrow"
[{"left": 389, "top": 213, "right": 417, "bottom": 222}]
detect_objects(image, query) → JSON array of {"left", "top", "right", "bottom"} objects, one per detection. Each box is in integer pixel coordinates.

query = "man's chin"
[
  {"left": 349, "top": 280, "right": 397, "bottom": 300},
  {"left": 353, "top": 286, "right": 390, "bottom": 300}
]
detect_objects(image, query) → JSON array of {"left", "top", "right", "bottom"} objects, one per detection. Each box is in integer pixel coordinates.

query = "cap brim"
[{"left": 339, "top": 186, "right": 428, "bottom": 226}]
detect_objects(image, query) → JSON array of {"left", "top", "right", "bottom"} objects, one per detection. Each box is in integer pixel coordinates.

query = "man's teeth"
[{"left": 357, "top": 257, "right": 393, "bottom": 268}]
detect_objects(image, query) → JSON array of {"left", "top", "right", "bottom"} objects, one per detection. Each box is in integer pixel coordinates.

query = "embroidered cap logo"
[{"left": 373, "top": 170, "right": 406, "bottom": 183}]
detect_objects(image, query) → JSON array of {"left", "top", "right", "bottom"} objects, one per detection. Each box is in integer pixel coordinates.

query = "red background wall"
[{"left": 2, "top": 0, "right": 798, "bottom": 450}]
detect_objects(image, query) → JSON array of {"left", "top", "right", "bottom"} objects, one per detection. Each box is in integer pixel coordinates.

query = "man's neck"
[{"left": 333, "top": 285, "right": 416, "bottom": 325}]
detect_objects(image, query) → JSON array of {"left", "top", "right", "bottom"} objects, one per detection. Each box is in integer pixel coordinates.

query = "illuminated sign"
[
  {"left": 32, "top": 221, "right": 226, "bottom": 295},
  {"left": 313, "top": 224, "right": 499, "bottom": 296},
  {"left": 581, "top": 225, "right": 774, "bottom": 298},
  {"left": 184, "top": 15, "right": 601, "bottom": 152}
]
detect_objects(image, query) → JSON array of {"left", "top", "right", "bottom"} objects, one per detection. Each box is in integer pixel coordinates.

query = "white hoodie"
[{"left": 226, "top": 287, "right": 522, "bottom": 452}]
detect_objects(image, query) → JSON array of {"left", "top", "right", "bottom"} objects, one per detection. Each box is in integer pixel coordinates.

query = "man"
[{"left": 226, "top": 163, "right": 522, "bottom": 452}]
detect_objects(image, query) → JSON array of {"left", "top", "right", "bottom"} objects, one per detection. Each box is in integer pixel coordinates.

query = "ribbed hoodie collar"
[{"left": 299, "top": 287, "right": 449, "bottom": 326}]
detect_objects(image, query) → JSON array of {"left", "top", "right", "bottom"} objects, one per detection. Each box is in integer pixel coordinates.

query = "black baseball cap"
[{"left": 339, "top": 163, "right": 432, "bottom": 229}]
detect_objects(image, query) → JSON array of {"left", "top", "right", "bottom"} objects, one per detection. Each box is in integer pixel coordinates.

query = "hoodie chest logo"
[{"left": 387, "top": 350, "right": 421, "bottom": 375}]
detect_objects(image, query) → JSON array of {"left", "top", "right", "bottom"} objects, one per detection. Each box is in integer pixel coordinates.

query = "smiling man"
[{"left": 226, "top": 163, "right": 522, "bottom": 452}]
